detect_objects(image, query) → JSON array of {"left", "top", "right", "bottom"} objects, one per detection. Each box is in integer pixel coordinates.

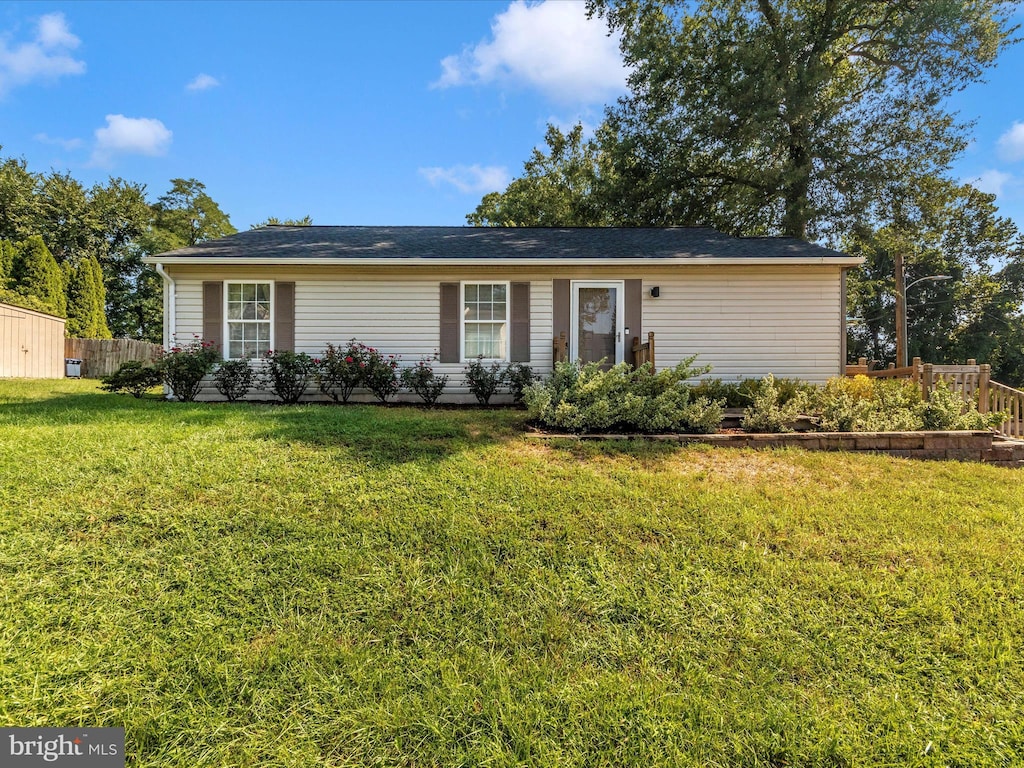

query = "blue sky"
[{"left": 2, "top": 1, "right": 1023, "bottom": 233}]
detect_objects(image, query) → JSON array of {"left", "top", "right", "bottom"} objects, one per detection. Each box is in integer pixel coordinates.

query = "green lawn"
[{"left": 1, "top": 379, "right": 1022, "bottom": 767}]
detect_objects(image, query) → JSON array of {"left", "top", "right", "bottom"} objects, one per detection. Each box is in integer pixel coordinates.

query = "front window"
[
  {"left": 226, "top": 282, "right": 272, "bottom": 359},
  {"left": 463, "top": 282, "right": 508, "bottom": 360}
]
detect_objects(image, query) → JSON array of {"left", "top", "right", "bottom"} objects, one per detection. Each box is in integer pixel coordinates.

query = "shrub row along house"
[{"left": 143, "top": 226, "right": 862, "bottom": 402}]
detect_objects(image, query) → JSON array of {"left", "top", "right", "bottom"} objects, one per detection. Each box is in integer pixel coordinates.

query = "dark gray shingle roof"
[{"left": 151, "top": 225, "right": 852, "bottom": 261}]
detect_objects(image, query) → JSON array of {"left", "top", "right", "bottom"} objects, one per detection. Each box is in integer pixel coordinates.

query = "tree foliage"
[
  {"left": 251, "top": 215, "right": 313, "bottom": 229},
  {"left": 846, "top": 180, "right": 1024, "bottom": 383},
  {"left": 0, "top": 154, "right": 236, "bottom": 341},
  {"left": 154, "top": 178, "right": 236, "bottom": 247},
  {"left": 467, "top": 124, "right": 613, "bottom": 227},
  {"left": 65, "top": 254, "right": 111, "bottom": 339},
  {"left": 10, "top": 236, "right": 66, "bottom": 316},
  {"left": 587, "top": 0, "right": 1018, "bottom": 240}
]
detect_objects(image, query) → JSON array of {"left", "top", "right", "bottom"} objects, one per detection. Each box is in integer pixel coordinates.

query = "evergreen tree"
[
  {"left": 65, "top": 254, "right": 111, "bottom": 338},
  {"left": 11, "top": 236, "right": 65, "bottom": 316},
  {"left": 0, "top": 239, "right": 14, "bottom": 287}
]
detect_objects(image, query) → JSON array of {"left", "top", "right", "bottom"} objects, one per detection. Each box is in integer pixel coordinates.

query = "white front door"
[{"left": 570, "top": 280, "right": 625, "bottom": 369}]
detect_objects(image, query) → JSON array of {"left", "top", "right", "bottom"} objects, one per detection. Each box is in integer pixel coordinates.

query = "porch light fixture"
[{"left": 650, "top": 286, "right": 660, "bottom": 298}]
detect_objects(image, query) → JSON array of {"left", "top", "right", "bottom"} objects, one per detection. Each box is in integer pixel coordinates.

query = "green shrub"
[
  {"left": 316, "top": 341, "right": 369, "bottom": 403},
  {"left": 213, "top": 358, "right": 253, "bottom": 402},
  {"left": 101, "top": 361, "right": 162, "bottom": 398},
  {"left": 922, "top": 381, "right": 1005, "bottom": 431},
  {"left": 464, "top": 359, "right": 505, "bottom": 405},
  {"left": 261, "top": 350, "right": 315, "bottom": 404},
  {"left": 689, "top": 378, "right": 742, "bottom": 407},
  {"left": 160, "top": 338, "right": 219, "bottom": 402},
  {"left": 400, "top": 358, "right": 448, "bottom": 406},
  {"left": 362, "top": 347, "right": 401, "bottom": 403},
  {"left": 524, "top": 356, "right": 720, "bottom": 434},
  {"left": 504, "top": 363, "right": 536, "bottom": 405},
  {"left": 741, "top": 374, "right": 807, "bottom": 433}
]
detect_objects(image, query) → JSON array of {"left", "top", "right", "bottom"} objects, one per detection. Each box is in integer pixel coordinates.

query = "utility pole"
[{"left": 895, "top": 252, "right": 907, "bottom": 369}]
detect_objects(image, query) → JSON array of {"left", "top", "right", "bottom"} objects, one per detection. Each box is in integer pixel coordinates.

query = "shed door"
[{"left": 570, "top": 281, "right": 624, "bottom": 369}]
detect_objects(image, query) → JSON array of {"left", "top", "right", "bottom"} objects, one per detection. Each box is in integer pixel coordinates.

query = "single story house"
[
  {"left": 144, "top": 226, "right": 862, "bottom": 401},
  {"left": 0, "top": 301, "right": 67, "bottom": 379}
]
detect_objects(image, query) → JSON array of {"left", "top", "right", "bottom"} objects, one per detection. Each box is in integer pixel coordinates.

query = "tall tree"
[
  {"left": 38, "top": 171, "right": 98, "bottom": 264},
  {"left": 588, "top": 0, "right": 1017, "bottom": 240},
  {"left": 0, "top": 155, "right": 42, "bottom": 243},
  {"left": 153, "top": 178, "right": 236, "bottom": 246},
  {"left": 65, "top": 254, "right": 111, "bottom": 338},
  {"left": 467, "top": 124, "right": 614, "bottom": 227},
  {"left": 845, "top": 180, "right": 1023, "bottom": 379},
  {"left": 10, "top": 236, "right": 66, "bottom": 316},
  {"left": 91, "top": 178, "right": 154, "bottom": 338}
]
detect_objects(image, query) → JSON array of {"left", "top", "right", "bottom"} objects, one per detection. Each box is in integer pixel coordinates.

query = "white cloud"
[
  {"left": 997, "top": 121, "right": 1024, "bottom": 163},
  {"left": 91, "top": 115, "right": 172, "bottom": 165},
  {"left": 432, "top": 0, "right": 627, "bottom": 105},
  {"left": 419, "top": 164, "right": 510, "bottom": 194},
  {"left": 0, "top": 12, "right": 85, "bottom": 96},
  {"left": 974, "top": 169, "right": 1012, "bottom": 197},
  {"left": 33, "top": 132, "right": 83, "bottom": 151},
  {"left": 186, "top": 73, "right": 220, "bottom": 92}
]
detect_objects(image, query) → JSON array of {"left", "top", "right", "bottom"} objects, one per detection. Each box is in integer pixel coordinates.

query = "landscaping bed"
[{"left": 528, "top": 427, "right": 1024, "bottom": 465}]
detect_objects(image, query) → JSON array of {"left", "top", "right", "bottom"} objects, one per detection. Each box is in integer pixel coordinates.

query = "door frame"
[{"left": 570, "top": 280, "right": 625, "bottom": 365}]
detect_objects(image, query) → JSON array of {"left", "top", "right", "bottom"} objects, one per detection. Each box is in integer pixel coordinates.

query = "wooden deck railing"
[
  {"left": 989, "top": 381, "right": 1024, "bottom": 438},
  {"left": 632, "top": 332, "right": 655, "bottom": 371},
  {"left": 846, "top": 356, "right": 1024, "bottom": 437},
  {"left": 551, "top": 330, "right": 657, "bottom": 371},
  {"left": 553, "top": 332, "right": 568, "bottom": 365}
]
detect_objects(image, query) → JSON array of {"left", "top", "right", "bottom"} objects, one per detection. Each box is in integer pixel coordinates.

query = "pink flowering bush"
[
  {"left": 362, "top": 347, "right": 402, "bottom": 403},
  {"left": 261, "top": 350, "right": 315, "bottom": 404},
  {"left": 400, "top": 356, "right": 448, "bottom": 406},
  {"left": 316, "top": 340, "right": 370, "bottom": 403},
  {"left": 160, "top": 337, "right": 220, "bottom": 402}
]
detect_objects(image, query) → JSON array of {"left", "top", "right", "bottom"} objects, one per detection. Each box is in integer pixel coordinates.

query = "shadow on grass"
[{"left": 0, "top": 386, "right": 525, "bottom": 466}]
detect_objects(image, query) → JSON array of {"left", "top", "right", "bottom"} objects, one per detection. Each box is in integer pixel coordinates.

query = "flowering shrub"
[
  {"left": 261, "top": 350, "right": 315, "bottom": 404},
  {"left": 400, "top": 357, "right": 449, "bottom": 406},
  {"left": 101, "top": 361, "right": 162, "bottom": 398},
  {"left": 160, "top": 338, "right": 219, "bottom": 402},
  {"left": 316, "top": 340, "right": 370, "bottom": 403},
  {"left": 464, "top": 358, "right": 506, "bottom": 405},
  {"left": 213, "top": 358, "right": 254, "bottom": 402},
  {"left": 362, "top": 347, "right": 401, "bottom": 403}
]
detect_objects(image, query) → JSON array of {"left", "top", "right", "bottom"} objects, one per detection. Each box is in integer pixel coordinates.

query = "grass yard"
[{"left": 1, "top": 379, "right": 1023, "bottom": 767}]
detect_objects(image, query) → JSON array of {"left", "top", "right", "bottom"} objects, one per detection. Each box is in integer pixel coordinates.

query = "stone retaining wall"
[{"left": 529, "top": 429, "right": 1024, "bottom": 466}]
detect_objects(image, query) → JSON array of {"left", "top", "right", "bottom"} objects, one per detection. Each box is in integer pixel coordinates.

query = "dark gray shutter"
[
  {"left": 202, "top": 281, "right": 223, "bottom": 353},
  {"left": 275, "top": 282, "right": 295, "bottom": 352},
  {"left": 624, "top": 279, "right": 643, "bottom": 352},
  {"left": 552, "top": 279, "right": 570, "bottom": 342},
  {"left": 439, "top": 282, "right": 460, "bottom": 363},
  {"left": 510, "top": 282, "right": 530, "bottom": 362}
]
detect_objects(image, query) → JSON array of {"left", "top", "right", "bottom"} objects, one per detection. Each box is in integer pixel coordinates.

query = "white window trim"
[
  {"left": 460, "top": 280, "right": 511, "bottom": 363},
  {"left": 570, "top": 280, "right": 625, "bottom": 365},
  {"left": 224, "top": 280, "right": 275, "bottom": 360}
]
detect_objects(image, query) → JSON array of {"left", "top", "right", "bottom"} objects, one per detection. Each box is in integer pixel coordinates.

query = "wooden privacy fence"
[
  {"left": 65, "top": 338, "right": 162, "bottom": 379},
  {"left": 846, "top": 356, "right": 1024, "bottom": 437}
]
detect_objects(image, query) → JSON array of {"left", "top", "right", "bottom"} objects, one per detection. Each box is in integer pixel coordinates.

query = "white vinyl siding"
[
  {"left": 642, "top": 269, "right": 841, "bottom": 383},
  {"left": 167, "top": 265, "right": 841, "bottom": 399}
]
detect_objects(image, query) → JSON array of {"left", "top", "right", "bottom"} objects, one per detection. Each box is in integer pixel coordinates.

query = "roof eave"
[{"left": 144, "top": 256, "right": 863, "bottom": 267}]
